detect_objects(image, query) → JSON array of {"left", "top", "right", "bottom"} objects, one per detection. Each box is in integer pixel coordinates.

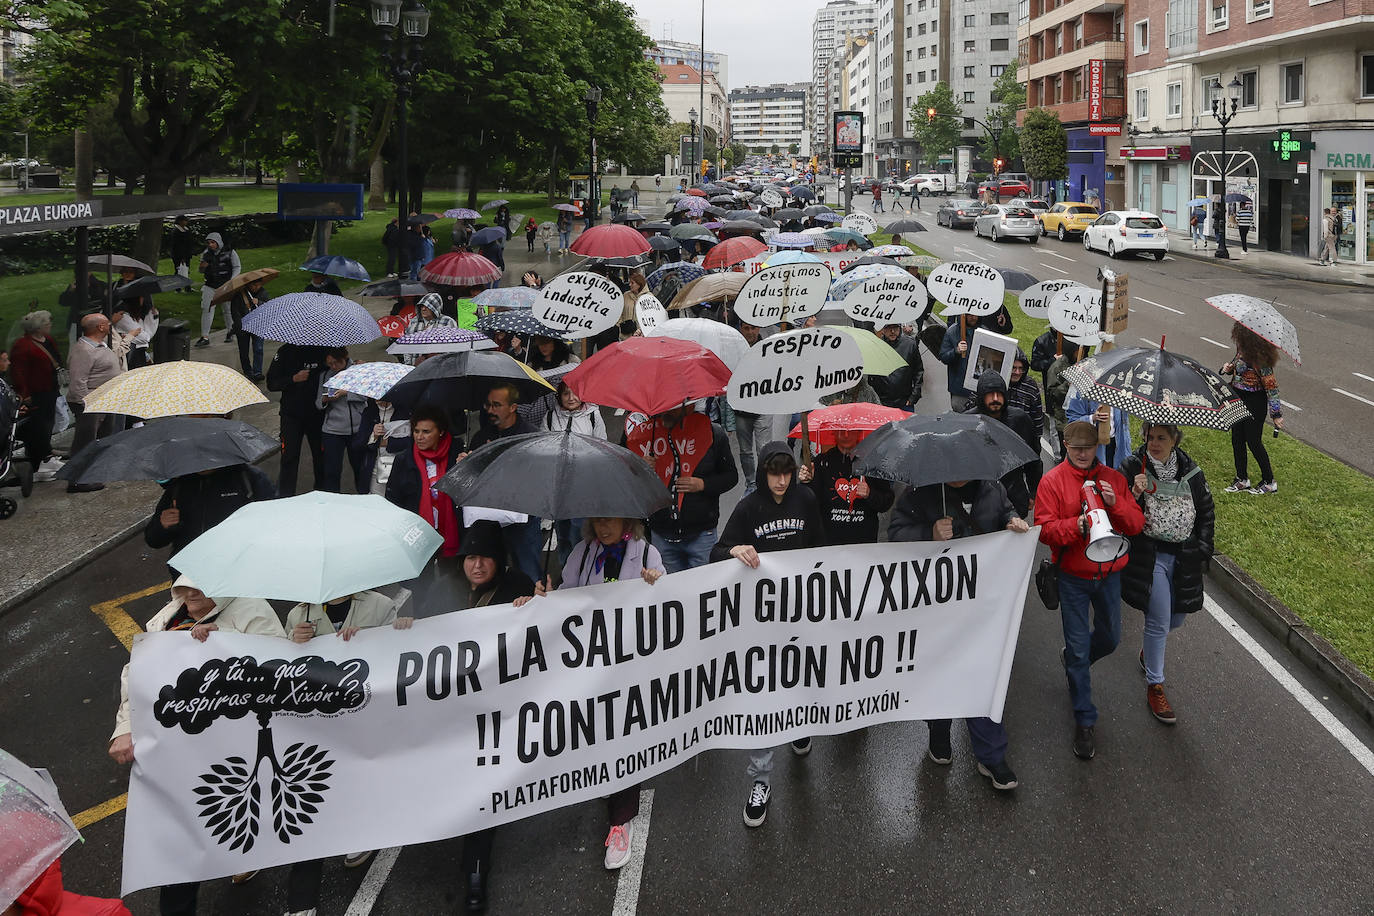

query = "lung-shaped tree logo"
[{"left": 153, "top": 655, "right": 369, "bottom": 853}]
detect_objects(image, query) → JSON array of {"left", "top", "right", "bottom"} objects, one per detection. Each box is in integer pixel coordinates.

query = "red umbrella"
[
  {"left": 686, "top": 188, "right": 709, "bottom": 197},
  {"left": 564, "top": 337, "right": 731, "bottom": 416},
  {"left": 419, "top": 251, "right": 502, "bottom": 286},
  {"left": 702, "top": 236, "right": 766, "bottom": 270},
  {"left": 786, "top": 403, "right": 911, "bottom": 448},
  {"left": 568, "top": 224, "right": 652, "bottom": 259}
]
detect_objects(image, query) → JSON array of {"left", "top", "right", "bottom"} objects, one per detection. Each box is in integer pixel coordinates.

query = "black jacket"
[
  {"left": 170, "top": 225, "right": 196, "bottom": 264},
  {"left": 304, "top": 278, "right": 343, "bottom": 296},
  {"left": 384, "top": 434, "right": 461, "bottom": 515},
  {"left": 962, "top": 371, "right": 1042, "bottom": 516},
  {"left": 711, "top": 441, "right": 823, "bottom": 561},
  {"left": 888, "top": 479, "right": 1016, "bottom": 542},
  {"left": 144, "top": 465, "right": 275, "bottom": 559},
  {"left": 1119, "top": 447, "right": 1215, "bottom": 615},
  {"left": 805, "top": 447, "right": 894, "bottom": 545},
  {"left": 469, "top": 416, "right": 536, "bottom": 450},
  {"left": 869, "top": 332, "right": 924, "bottom": 409},
  {"left": 646, "top": 417, "right": 739, "bottom": 541},
  {"left": 201, "top": 246, "right": 236, "bottom": 288},
  {"left": 266, "top": 344, "right": 329, "bottom": 418}
]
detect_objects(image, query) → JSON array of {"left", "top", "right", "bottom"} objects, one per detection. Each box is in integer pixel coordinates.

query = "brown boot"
[{"left": 1147, "top": 683, "right": 1177, "bottom": 725}]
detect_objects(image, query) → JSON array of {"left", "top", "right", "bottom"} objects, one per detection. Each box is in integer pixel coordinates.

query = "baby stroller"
[{"left": 0, "top": 377, "right": 34, "bottom": 519}]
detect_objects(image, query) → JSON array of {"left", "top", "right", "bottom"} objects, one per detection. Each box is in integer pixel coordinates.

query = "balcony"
[
  {"left": 1019, "top": 95, "right": 1125, "bottom": 125},
  {"left": 1028, "top": 0, "right": 1124, "bottom": 34},
  {"left": 1027, "top": 40, "right": 1124, "bottom": 83}
]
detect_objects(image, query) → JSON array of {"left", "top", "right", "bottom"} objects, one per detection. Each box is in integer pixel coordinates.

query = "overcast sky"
[{"left": 625, "top": 0, "right": 819, "bottom": 88}]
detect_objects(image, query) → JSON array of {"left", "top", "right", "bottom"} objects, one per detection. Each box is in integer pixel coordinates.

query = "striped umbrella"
[
  {"left": 83, "top": 361, "right": 267, "bottom": 419},
  {"left": 444, "top": 208, "right": 481, "bottom": 220},
  {"left": 241, "top": 292, "right": 381, "bottom": 346},
  {"left": 771, "top": 232, "right": 817, "bottom": 249},
  {"left": 476, "top": 309, "right": 568, "bottom": 341},
  {"left": 386, "top": 325, "right": 497, "bottom": 355},
  {"left": 322, "top": 361, "right": 414, "bottom": 399},
  {"left": 472, "top": 287, "right": 539, "bottom": 310},
  {"left": 420, "top": 251, "right": 502, "bottom": 286}
]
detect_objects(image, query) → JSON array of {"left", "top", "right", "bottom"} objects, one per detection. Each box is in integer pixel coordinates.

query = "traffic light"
[
  {"left": 701, "top": 158, "right": 709, "bottom": 177},
  {"left": 926, "top": 107, "right": 937, "bottom": 123},
  {"left": 993, "top": 157, "right": 1005, "bottom": 175}
]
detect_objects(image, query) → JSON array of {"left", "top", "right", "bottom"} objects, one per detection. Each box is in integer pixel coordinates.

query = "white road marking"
[
  {"left": 1043, "top": 250, "right": 1076, "bottom": 262},
  {"left": 954, "top": 246, "right": 977, "bottom": 257},
  {"left": 1041, "top": 438, "right": 1055, "bottom": 457},
  {"left": 1333, "top": 387, "right": 1374, "bottom": 407},
  {"left": 1204, "top": 595, "right": 1374, "bottom": 778},
  {"left": 1199, "top": 336, "right": 1229, "bottom": 349},
  {"left": 611, "top": 789, "right": 656, "bottom": 916},
  {"left": 1038, "top": 261, "right": 1069, "bottom": 274},
  {"left": 1280, "top": 400, "right": 1303, "bottom": 412},
  {"left": 1137, "top": 296, "right": 1185, "bottom": 315},
  {"left": 1353, "top": 372, "right": 1374, "bottom": 385},
  {"left": 1138, "top": 337, "right": 1159, "bottom": 346},
  {"left": 344, "top": 846, "right": 402, "bottom": 916}
]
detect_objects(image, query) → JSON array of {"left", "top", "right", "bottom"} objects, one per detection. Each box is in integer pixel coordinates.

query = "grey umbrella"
[
  {"left": 852, "top": 412, "right": 1038, "bottom": 488},
  {"left": 997, "top": 268, "right": 1039, "bottom": 292},
  {"left": 438, "top": 430, "right": 670, "bottom": 521},
  {"left": 56, "top": 418, "right": 277, "bottom": 484}
]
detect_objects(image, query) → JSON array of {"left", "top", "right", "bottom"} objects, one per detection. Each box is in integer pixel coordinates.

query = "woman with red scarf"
[{"left": 384, "top": 404, "right": 462, "bottom": 556}]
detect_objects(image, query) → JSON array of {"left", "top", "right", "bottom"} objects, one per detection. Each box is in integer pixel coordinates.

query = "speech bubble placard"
[
  {"left": 534, "top": 271, "right": 623, "bottom": 340},
  {"left": 1048, "top": 284, "right": 1105, "bottom": 344},
  {"left": 843, "top": 273, "right": 929, "bottom": 326},
  {"left": 733, "top": 262, "right": 832, "bottom": 325},
  {"left": 759, "top": 189, "right": 785, "bottom": 209},
  {"left": 727, "top": 327, "right": 865, "bottom": 414},
  {"left": 1019, "top": 279, "right": 1077, "bottom": 320},
  {"left": 635, "top": 292, "right": 667, "bottom": 331},
  {"left": 926, "top": 261, "right": 1005, "bottom": 316},
  {"left": 841, "top": 211, "right": 878, "bottom": 237}
]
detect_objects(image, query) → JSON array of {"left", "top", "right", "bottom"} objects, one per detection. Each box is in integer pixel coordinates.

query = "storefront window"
[
  {"left": 1366, "top": 178, "right": 1374, "bottom": 263},
  {"left": 1324, "top": 173, "right": 1357, "bottom": 262}
]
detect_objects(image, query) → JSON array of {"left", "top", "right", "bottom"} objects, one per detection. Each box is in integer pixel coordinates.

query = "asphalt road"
[
  {"left": 5, "top": 464, "right": 1374, "bottom": 915},
  {"left": 850, "top": 194, "right": 1374, "bottom": 475}
]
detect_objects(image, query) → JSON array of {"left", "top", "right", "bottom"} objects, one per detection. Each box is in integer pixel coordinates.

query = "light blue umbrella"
[
  {"left": 169, "top": 492, "right": 443, "bottom": 604},
  {"left": 241, "top": 292, "right": 381, "bottom": 346},
  {"left": 300, "top": 254, "right": 371, "bottom": 282},
  {"left": 322, "top": 361, "right": 413, "bottom": 399},
  {"left": 473, "top": 287, "right": 539, "bottom": 310},
  {"left": 1187, "top": 197, "right": 1210, "bottom": 207},
  {"left": 822, "top": 228, "right": 872, "bottom": 248},
  {"left": 829, "top": 264, "right": 909, "bottom": 300}
]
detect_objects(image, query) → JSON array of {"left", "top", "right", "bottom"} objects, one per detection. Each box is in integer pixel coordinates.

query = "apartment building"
[
  {"left": 657, "top": 64, "right": 729, "bottom": 162},
  {"left": 813, "top": 1, "right": 879, "bottom": 157},
  {"left": 1019, "top": 0, "right": 1128, "bottom": 208},
  {"left": 1121, "top": 0, "right": 1374, "bottom": 261},
  {"left": 729, "top": 84, "right": 811, "bottom": 156},
  {"left": 642, "top": 36, "right": 730, "bottom": 98}
]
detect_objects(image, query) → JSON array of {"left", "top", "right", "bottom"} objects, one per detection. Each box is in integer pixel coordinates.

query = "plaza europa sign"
[{"left": 0, "top": 199, "right": 102, "bottom": 229}]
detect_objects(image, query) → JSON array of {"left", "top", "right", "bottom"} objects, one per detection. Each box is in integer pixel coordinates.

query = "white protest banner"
[
  {"left": 726, "top": 327, "right": 864, "bottom": 414},
  {"left": 843, "top": 273, "right": 929, "bottom": 325},
  {"left": 534, "top": 271, "right": 623, "bottom": 340},
  {"left": 1048, "top": 284, "right": 1104, "bottom": 344},
  {"left": 840, "top": 211, "right": 878, "bottom": 237},
  {"left": 1019, "top": 279, "right": 1076, "bottom": 320},
  {"left": 743, "top": 252, "right": 865, "bottom": 275},
  {"left": 926, "top": 261, "right": 1005, "bottom": 316},
  {"left": 635, "top": 292, "right": 667, "bottom": 331},
  {"left": 122, "top": 534, "right": 1035, "bottom": 893},
  {"left": 733, "top": 262, "right": 832, "bottom": 325},
  {"left": 759, "top": 189, "right": 785, "bottom": 209}
]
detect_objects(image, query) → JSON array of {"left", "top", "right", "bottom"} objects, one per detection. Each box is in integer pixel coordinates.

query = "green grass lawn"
[
  {"left": 874, "top": 232, "right": 1374, "bottom": 676},
  {"left": 0, "top": 186, "right": 578, "bottom": 333}
]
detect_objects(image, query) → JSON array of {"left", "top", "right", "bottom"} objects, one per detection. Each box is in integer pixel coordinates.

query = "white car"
[
  {"left": 974, "top": 204, "right": 1040, "bottom": 243},
  {"left": 1082, "top": 209, "right": 1169, "bottom": 260}
]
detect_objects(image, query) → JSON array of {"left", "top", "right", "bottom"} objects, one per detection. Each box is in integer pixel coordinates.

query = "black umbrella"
[
  {"left": 852, "top": 412, "right": 1038, "bottom": 488},
  {"left": 789, "top": 186, "right": 817, "bottom": 201},
  {"left": 115, "top": 274, "right": 192, "bottom": 298},
  {"left": 1060, "top": 344, "right": 1250, "bottom": 430},
  {"left": 649, "top": 235, "right": 681, "bottom": 251},
  {"left": 408, "top": 213, "right": 439, "bottom": 225},
  {"left": 885, "top": 219, "right": 928, "bottom": 233},
  {"left": 803, "top": 205, "right": 833, "bottom": 217},
  {"left": 709, "top": 195, "right": 737, "bottom": 205},
  {"left": 703, "top": 205, "right": 729, "bottom": 218},
  {"left": 774, "top": 208, "right": 806, "bottom": 222},
  {"left": 996, "top": 268, "right": 1039, "bottom": 292},
  {"left": 438, "top": 430, "right": 670, "bottom": 521},
  {"left": 381, "top": 350, "right": 554, "bottom": 411},
  {"left": 475, "top": 309, "right": 568, "bottom": 342},
  {"left": 723, "top": 209, "right": 757, "bottom": 221},
  {"left": 593, "top": 254, "right": 653, "bottom": 268},
  {"left": 751, "top": 215, "right": 779, "bottom": 229},
  {"left": 470, "top": 226, "right": 507, "bottom": 247},
  {"left": 55, "top": 418, "right": 277, "bottom": 485},
  {"left": 86, "top": 254, "right": 154, "bottom": 276},
  {"left": 352, "top": 277, "right": 431, "bottom": 299},
  {"left": 614, "top": 211, "right": 646, "bottom": 224},
  {"left": 720, "top": 220, "right": 764, "bottom": 234},
  {"left": 640, "top": 221, "right": 673, "bottom": 233}
]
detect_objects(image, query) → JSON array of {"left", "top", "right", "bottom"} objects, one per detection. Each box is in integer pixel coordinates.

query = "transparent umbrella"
[{"left": 0, "top": 747, "right": 80, "bottom": 907}]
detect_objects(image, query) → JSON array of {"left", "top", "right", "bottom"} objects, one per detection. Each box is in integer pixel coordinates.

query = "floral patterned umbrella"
[{"left": 322, "top": 361, "right": 414, "bottom": 399}]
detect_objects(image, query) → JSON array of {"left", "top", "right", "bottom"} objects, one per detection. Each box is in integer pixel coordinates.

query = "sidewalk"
[{"left": 1163, "top": 227, "right": 1371, "bottom": 288}]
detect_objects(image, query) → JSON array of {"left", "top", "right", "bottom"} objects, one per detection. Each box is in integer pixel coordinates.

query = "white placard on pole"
[
  {"left": 534, "top": 272, "right": 623, "bottom": 340},
  {"left": 727, "top": 327, "right": 865, "bottom": 413}
]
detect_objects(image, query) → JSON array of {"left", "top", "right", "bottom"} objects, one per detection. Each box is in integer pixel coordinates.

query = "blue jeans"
[
  {"left": 1059, "top": 571, "right": 1123, "bottom": 727},
  {"left": 1143, "top": 551, "right": 1187, "bottom": 685},
  {"left": 558, "top": 230, "right": 571, "bottom": 250},
  {"left": 734, "top": 412, "right": 765, "bottom": 489},
  {"left": 321, "top": 432, "right": 366, "bottom": 494},
  {"left": 504, "top": 516, "right": 545, "bottom": 583},
  {"left": 656, "top": 529, "right": 716, "bottom": 574},
  {"left": 408, "top": 258, "right": 424, "bottom": 280},
  {"left": 927, "top": 717, "right": 1008, "bottom": 765}
]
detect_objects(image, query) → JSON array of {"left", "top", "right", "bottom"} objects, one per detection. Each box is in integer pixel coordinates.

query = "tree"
[
  {"left": 726, "top": 141, "right": 748, "bottom": 167},
  {"left": 788, "top": 142, "right": 799, "bottom": 155},
  {"left": 769, "top": 143, "right": 780, "bottom": 155},
  {"left": 981, "top": 61, "right": 1025, "bottom": 164},
  {"left": 1021, "top": 108, "right": 1068, "bottom": 182},
  {"left": 908, "top": 82, "right": 962, "bottom": 169}
]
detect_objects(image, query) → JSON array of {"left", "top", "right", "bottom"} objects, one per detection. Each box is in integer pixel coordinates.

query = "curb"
[
  {"left": 0, "top": 516, "right": 147, "bottom": 618},
  {"left": 1211, "top": 554, "right": 1374, "bottom": 728},
  {"left": 1164, "top": 243, "right": 1369, "bottom": 290}
]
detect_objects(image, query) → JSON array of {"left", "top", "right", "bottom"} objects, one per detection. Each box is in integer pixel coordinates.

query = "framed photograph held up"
[{"left": 963, "top": 327, "right": 1019, "bottom": 393}]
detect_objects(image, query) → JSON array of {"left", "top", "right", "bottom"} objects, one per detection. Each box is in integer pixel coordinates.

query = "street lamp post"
[
  {"left": 688, "top": 107, "right": 698, "bottom": 182},
  {"left": 1210, "top": 75, "right": 1243, "bottom": 260},
  {"left": 585, "top": 86, "right": 601, "bottom": 224},
  {"left": 13, "top": 131, "right": 28, "bottom": 190},
  {"left": 371, "top": 0, "right": 430, "bottom": 234}
]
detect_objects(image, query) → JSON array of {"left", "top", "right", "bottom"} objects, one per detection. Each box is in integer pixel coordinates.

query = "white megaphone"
[{"left": 1081, "top": 479, "right": 1129, "bottom": 563}]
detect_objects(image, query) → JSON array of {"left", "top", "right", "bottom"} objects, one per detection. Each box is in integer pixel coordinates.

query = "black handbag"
[{"left": 1035, "top": 558, "right": 1060, "bottom": 609}]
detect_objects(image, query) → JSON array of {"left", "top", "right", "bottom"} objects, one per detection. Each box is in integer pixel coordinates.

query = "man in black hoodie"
[
  {"left": 963, "top": 370, "right": 1042, "bottom": 517},
  {"left": 888, "top": 475, "right": 1029, "bottom": 790},
  {"left": 145, "top": 465, "right": 276, "bottom": 573},
  {"left": 712, "top": 442, "right": 823, "bottom": 829},
  {"left": 266, "top": 343, "right": 329, "bottom": 496}
]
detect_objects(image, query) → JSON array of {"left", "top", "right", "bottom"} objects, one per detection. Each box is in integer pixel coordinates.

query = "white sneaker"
[
  {"left": 33, "top": 468, "right": 58, "bottom": 482},
  {"left": 343, "top": 850, "right": 376, "bottom": 868},
  {"left": 1223, "top": 477, "right": 1251, "bottom": 493},
  {"left": 603, "top": 822, "right": 633, "bottom": 869},
  {"left": 1248, "top": 481, "right": 1278, "bottom": 495},
  {"left": 284, "top": 910, "right": 316, "bottom": 916}
]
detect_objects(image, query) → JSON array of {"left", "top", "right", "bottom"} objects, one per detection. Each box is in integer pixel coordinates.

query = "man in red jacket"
[{"left": 1035, "top": 420, "right": 1145, "bottom": 761}]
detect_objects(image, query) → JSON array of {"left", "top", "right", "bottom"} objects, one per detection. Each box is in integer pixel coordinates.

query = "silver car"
[{"left": 974, "top": 204, "right": 1040, "bottom": 243}]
